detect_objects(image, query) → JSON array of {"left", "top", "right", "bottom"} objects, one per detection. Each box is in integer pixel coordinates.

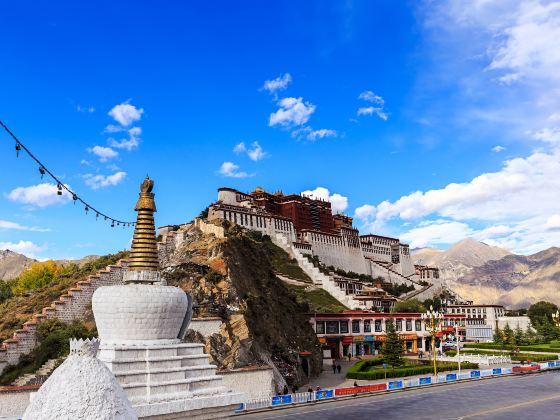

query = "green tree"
[
  {"left": 493, "top": 325, "right": 503, "bottom": 345},
  {"left": 523, "top": 326, "right": 538, "bottom": 345},
  {"left": 502, "top": 323, "right": 514, "bottom": 345},
  {"left": 527, "top": 301, "right": 558, "bottom": 326},
  {"left": 538, "top": 318, "right": 560, "bottom": 342},
  {"left": 0, "top": 281, "right": 13, "bottom": 304},
  {"left": 423, "top": 297, "right": 442, "bottom": 312},
  {"left": 12, "top": 261, "right": 63, "bottom": 294},
  {"left": 513, "top": 325, "right": 524, "bottom": 346},
  {"left": 393, "top": 299, "right": 426, "bottom": 313},
  {"left": 381, "top": 319, "right": 404, "bottom": 369}
]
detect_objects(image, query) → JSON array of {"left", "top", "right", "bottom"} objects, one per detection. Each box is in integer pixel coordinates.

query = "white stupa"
[
  {"left": 22, "top": 338, "right": 137, "bottom": 420},
  {"left": 92, "top": 177, "right": 244, "bottom": 418}
]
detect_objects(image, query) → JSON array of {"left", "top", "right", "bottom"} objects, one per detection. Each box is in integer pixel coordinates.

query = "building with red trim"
[{"left": 310, "top": 310, "right": 466, "bottom": 360}]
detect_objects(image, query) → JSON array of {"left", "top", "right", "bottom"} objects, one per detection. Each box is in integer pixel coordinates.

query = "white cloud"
[
  {"left": 400, "top": 220, "right": 473, "bottom": 249},
  {"left": 104, "top": 124, "right": 126, "bottom": 133},
  {"left": 83, "top": 171, "right": 127, "bottom": 190},
  {"left": 357, "top": 106, "right": 389, "bottom": 120},
  {"left": 77, "top": 105, "right": 95, "bottom": 113},
  {"left": 354, "top": 148, "right": 560, "bottom": 253},
  {"left": 0, "top": 240, "right": 46, "bottom": 259},
  {"left": 6, "top": 183, "right": 72, "bottom": 208},
  {"left": 269, "top": 97, "right": 316, "bottom": 128},
  {"left": 233, "top": 142, "right": 246, "bottom": 154},
  {"left": 357, "top": 90, "right": 388, "bottom": 120},
  {"left": 108, "top": 101, "right": 144, "bottom": 127},
  {"left": 0, "top": 220, "right": 50, "bottom": 232},
  {"left": 492, "top": 145, "right": 506, "bottom": 152},
  {"left": 218, "top": 162, "right": 252, "bottom": 178},
  {"left": 301, "top": 187, "right": 348, "bottom": 213},
  {"left": 306, "top": 128, "right": 338, "bottom": 141},
  {"left": 109, "top": 127, "right": 141, "bottom": 151},
  {"left": 247, "top": 142, "right": 267, "bottom": 161},
  {"left": 262, "top": 73, "right": 292, "bottom": 95},
  {"left": 546, "top": 214, "right": 560, "bottom": 230},
  {"left": 88, "top": 145, "right": 118, "bottom": 162},
  {"left": 358, "top": 90, "right": 385, "bottom": 105},
  {"left": 532, "top": 127, "right": 560, "bottom": 144}
]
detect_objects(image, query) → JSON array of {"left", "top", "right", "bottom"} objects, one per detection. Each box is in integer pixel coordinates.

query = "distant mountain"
[
  {"left": 0, "top": 250, "right": 100, "bottom": 281},
  {"left": 413, "top": 238, "right": 512, "bottom": 282},
  {"left": 454, "top": 247, "right": 560, "bottom": 309},
  {"left": 0, "top": 250, "right": 35, "bottom": 281}
]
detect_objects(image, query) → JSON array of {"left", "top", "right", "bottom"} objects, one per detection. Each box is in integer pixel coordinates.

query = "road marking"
[
  {"left": 246, "top": 373, "right": 556, "bottom": 419},
  {"left": 457, "top": 393, "right": 560, "bottom": 418}
]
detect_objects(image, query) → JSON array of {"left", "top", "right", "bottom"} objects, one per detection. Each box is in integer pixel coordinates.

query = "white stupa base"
[{"left": 98, "top": 341, "right": 245, "bottom": 419}]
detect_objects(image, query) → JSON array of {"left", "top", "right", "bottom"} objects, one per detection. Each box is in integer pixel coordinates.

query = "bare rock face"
[
  {"left": 0, "top": 250, "right": 35, "bottom": 281},
  {"left": 161, "top": 223, "right": 322, "bottom": 387}
]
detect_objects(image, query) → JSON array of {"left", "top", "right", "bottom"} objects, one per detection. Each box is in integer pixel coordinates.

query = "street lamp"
[
  {"left": 455, "top": 321, "right": 461, "bottom": 374},
  {"left": 422, "top": 305, "right": 444, "bottom": 378}
]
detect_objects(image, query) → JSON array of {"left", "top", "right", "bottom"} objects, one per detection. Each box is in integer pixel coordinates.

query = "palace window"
[
  {"left": 340, "top": 321, "right": 349, "bottom": 334},
  {"left": 364, "top": 320, "right": 371, "bottom": 333},
  {"left": 352, "top": 320, "right": 360, "bottom": 333},
  {"left": 406, "top": 320, "right": 412, "bottom": 331},
  {"left": 326, "top": 321, "right": 339, "bottom": 334},
  {"left": 396, "top": 320, "right": 402, "bottom": 331},
  {"left": 315, "top": 321, "right": 325, "bottom": 334},
  {"left": 375, "top": 320, "right": 382, "bottom": 332},
  {"left": 415, "top": 320, "right": 422, "bottom": 331}
]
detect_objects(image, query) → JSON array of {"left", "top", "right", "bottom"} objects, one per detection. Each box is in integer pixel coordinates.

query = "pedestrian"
[
  {"left": 354, "top": 381, "right": 358, "bottom": 387},
  {"left": 316, "top": 386, "right": 321, "bottom": 391},
  {"left": 282, "top": 385, "right": 289, "bottom": 395},
  {"left": 348, "top": 352, "right": 352, "bottom": 362},
  {"left": 336, "top": 363, "right": 341, "bottom": 374},
  {"left": 332, "top": 359, "right": 336, "bottom": 374},
  {"left": 291, "top": 385, "right": 298, "bottom": 394}
]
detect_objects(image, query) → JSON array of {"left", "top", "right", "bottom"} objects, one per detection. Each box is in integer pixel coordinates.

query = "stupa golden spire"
[{"left": 127, "top": 176, "right": 159, "bottom": 272}]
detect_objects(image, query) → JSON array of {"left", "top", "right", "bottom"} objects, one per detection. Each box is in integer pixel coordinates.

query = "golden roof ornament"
[{"left": 126, "top": 176, "right": 159, "bottom": 277}]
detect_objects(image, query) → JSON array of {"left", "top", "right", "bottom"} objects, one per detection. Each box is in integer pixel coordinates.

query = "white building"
[{"left": 446, "top": 304, "right": 506, "bottom": 342}]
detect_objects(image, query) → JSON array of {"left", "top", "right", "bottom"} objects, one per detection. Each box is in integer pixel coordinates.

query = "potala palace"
[{"left": 207, "top": 187, "right": 451, "bottom": 309}]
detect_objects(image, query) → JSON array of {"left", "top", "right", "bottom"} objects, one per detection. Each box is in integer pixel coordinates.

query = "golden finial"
[{"left": 128, "top": 176, "right": 158, "bottom": 272}]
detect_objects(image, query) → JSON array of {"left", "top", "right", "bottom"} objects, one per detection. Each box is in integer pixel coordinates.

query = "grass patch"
[
  {"left": 464, "top": 343, "right": 560, "bottom": 353},
  {"left": 256, "top": 236, "right": 312, "bottom": 283},
  {"left": 346, "top": 358, "right": 479, "bottom": 380},
  {"left": 287, "top": 285, "right": 347, "bottom": 313}
]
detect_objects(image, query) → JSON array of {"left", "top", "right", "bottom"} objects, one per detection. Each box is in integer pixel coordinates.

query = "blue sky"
[{"left": 1, "top": 0, "right": 560, "bottom": 260}]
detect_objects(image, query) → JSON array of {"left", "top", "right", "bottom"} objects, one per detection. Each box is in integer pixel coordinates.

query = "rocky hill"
[
  {"left": 453, "top": 247, "right": 560, "bottom": 309},
  {"left": 160, "top": 221, "right": 328, "bottom": 387},
  {"left": 0, "top": 250, "right": 35, "bottom": 281},
  {"left": 413, "top": 238, "right": 512, "bottom": 282}
]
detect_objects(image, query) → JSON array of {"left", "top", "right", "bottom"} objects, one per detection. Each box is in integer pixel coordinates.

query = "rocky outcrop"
[
  {"left": 160, "top": 221, "right": 322, "bottom": 388},
  {"left": 0, "top": 250, "right": 34, "bottom": 281}
]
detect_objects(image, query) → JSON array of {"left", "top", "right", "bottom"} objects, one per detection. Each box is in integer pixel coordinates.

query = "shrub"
[
  {"left": 0, "top": 318, "right": 95, "bottom": 385},
  {"left": 446, "top": 349, "right": 556, "bottom": 362},
  {"left": 346, "top": 361, "right": 479, "bottom": 380},
  {"left": 463, "top": 343, "right": 560, "bottom": 353}
]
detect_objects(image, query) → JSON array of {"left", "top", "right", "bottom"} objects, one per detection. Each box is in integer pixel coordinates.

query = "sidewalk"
[{"left": 301, "top": 357, "right": 516, "bottom": 390}]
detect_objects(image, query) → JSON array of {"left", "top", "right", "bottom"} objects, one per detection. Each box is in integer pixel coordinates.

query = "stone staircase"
[
  {"left": 12, "top": 357, "right": 62, "bottom": 386},
  {"left": 369, "top": 259, "right": 423, "bottom": 288},
  {"left": 0, "top": 261, "right": 127, "bottom": 375},
  {"left": 271, "top": 234, "right": 360, "bottom": 309}
]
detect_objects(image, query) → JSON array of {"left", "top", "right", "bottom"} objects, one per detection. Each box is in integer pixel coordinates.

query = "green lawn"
[
  {"left": 446, "top": 349, "right": 557, "bottom": 362},
  {"left": 287, "top": 285, "right": 347, "bottom": 313}
]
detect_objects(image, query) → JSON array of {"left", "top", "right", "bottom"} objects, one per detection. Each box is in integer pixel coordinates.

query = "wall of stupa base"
[{"left": 220, "top": 366, "right": 274, "bottom": 400}]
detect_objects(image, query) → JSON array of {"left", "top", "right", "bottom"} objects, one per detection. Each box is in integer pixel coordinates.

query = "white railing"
[{"left": 439, "top": 354, "right": 511, "bottom": 365}]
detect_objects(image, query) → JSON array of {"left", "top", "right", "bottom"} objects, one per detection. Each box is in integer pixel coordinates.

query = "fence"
[
  {"left": 439, "top": 354, "right": 511, "bottom": 365},
  {"left": 235, "top": 360, "right": 560, "bottom": 414}
]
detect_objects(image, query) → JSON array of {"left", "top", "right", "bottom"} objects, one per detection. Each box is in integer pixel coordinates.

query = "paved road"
[{"left": 240, "top": 372, "right": 560, "bottom": 419}]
